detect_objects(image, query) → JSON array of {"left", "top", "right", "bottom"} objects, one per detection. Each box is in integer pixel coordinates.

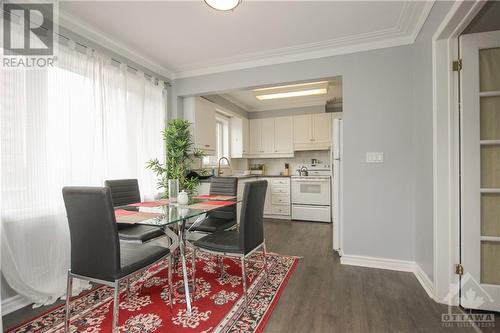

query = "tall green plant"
[{"left": 147, "top": 119, "right": 205, "bottom": 196}]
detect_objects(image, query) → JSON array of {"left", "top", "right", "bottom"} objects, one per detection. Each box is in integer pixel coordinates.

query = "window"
[{"left": 203, "top": 113, "right": 229, "bottom": 166}]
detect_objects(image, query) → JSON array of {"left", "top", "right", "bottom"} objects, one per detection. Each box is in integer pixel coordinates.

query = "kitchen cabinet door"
[
  {"left": 230, "top": 117, "right": 249, "bottom": 158},
  {"left": 249, "top": 119, "right": 262, "bottom": 154},
  {"left": 260, "top": 118, "right": 275, "bottom": 153},
  {"left": 242, "top": 117, "right": 249, "bottom": 154},
  {"left": 293, "top": 114, "right": 311, "bottom": 145},
  {"left": 183, "top": 97, "right": 216, "bottom": 152},
  {"left": 312, "top": 113, "right": 332, "bottom": 145},
  {"left": 274, "top": 117, "right": 293, "bottom": 153}
]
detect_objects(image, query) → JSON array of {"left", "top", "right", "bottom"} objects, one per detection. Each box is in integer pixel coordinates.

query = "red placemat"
[
  {"left": 128, "top": 199, "right": 169, "bottom": 207},
  {"left": 114, "top": 209, "right": 137, "bottom": 217},
  {"left": 205, "top": 200, "right": 235, "bottom": 206}
]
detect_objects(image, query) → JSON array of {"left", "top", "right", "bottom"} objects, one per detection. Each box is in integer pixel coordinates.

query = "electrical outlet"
[{"left": 366, "top": 152, "right": 384, "bottom": 163}]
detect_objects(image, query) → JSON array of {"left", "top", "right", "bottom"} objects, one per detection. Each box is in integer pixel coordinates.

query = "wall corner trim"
[
  {"left": 2, "top": 295, "right": 32, "bottom": 316},
  {"left": 340, "top": 255, "right": 434, "bottom": 299}
]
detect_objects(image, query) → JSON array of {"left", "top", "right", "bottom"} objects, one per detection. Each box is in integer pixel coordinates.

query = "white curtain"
[{"left": 0, "top": 39, "right": 166, "bottom": 306}]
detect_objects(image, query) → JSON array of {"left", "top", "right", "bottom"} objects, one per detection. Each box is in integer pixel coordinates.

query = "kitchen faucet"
[{"left": 217, "top": 157, "right": 231, "bottom": 176}]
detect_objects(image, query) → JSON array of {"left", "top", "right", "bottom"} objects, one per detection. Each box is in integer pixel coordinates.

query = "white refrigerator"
[{"left": 332, "top": 118, "right": 343, "bottom": 252}]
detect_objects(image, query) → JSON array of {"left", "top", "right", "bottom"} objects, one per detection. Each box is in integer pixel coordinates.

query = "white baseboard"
[
  {"left": 413, "top": 263, "right": 434, "bottom": 299},
  {"left": 340, "top": 254, "right": 434, "bottom": 299},
  {"left": 340, "top": 254, "right": 415, "bottom": 272},
  {"left": 2, "top": 295, "right": 32, "bottom": 315}
]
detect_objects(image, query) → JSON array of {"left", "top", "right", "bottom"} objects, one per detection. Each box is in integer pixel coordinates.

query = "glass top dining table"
[
  {"left": 115, "top": 197, "right": 240, "bottom": 227},
  {"left": 114, "top": 195, "right": 240, "bottom": 316}
]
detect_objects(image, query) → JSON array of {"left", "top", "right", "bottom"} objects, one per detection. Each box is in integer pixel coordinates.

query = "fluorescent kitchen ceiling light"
[
  {"left": 256, "top": 88, "right": 327, "bottom": 100},
  {"left": 254, "top": 81, "right": 328, "bottom": 92},
  {"left": 205, "top": 0, "right": 241, "bottom": 11}
]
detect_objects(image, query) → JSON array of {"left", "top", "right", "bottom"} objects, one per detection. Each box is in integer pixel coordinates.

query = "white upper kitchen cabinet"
[
  {"left": 248, "top": 117, "right": 293, "bottom": 158},
  {"left": 260, "top": 118, "right": 275, "bottom": 153},
  {"left": 312, "top": 113, "right": 332, "bottom": 145},
  {"left": 183, "top": 96, "right": 216, "bottom": 153},
  {"left": 293, "top": 113, "right": 332, "bottom": 151},
  {"left": 274, "top": 117, "right": 293, "bottom": 154},
  {"left": 249, "top": 119, "right": 263, "bottom": 154},
  {"left": 230, "top": 116, "right": 249, "bottom": 158}
]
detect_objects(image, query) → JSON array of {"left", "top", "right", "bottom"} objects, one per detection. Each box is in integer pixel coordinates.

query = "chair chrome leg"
[
  {"left": 126, "top": 278, "right": 131, "bottom": 301},
  {"left": 168, "top": 256, "right": 174, "bottom": 310},
  {"left": 191, "top": 248, "right": 196, "bottom": 301},
  {"left": 262, "top": 242, "right": 269, "bottom": 283},
  {"left": 64, "top": 271, "right": 73, "bottom": 332},
  {"left": 241, "top": 257, "right": 248, "bottom": 309},
  {"left": 218, "top": 255, "right": 225, "bottom": 277},
  {"left": 112, "top": 281, "right": 120, "bottom": 333}
]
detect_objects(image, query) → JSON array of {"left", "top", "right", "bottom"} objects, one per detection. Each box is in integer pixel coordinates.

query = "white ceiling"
[
  {"left": 59, "top": 1, "right": 434, "bottom": 79},
  {"left": 221, "top": 79, "right": 342, "bottom": 112}
]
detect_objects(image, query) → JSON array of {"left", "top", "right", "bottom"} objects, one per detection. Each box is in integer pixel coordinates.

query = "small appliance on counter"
[{"left": 250, "top": 163, "right": 265, "bottom": 175}]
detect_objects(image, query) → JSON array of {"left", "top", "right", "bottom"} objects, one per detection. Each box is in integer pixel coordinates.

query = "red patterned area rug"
[{"left": 8, "top": 252, "right": 298, "bottom": 333}]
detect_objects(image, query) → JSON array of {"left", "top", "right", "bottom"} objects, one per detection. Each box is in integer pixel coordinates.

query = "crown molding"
[
  {"left": 175, "top": 1, "right": 435, "bottom": 79},
  {"left": 57, "top": 9, "right": 176, "bottom": 80}
]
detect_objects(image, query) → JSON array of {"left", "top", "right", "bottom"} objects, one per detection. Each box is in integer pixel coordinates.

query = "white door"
[
  {"left": 333, "top": 118, "right": 343, "bottom": 251},
  {"left": 461, "top": 30, "right": 500, "bottom": 312},
  {"left": 274, "top": 117, "right": 293, "bottom": 153}
]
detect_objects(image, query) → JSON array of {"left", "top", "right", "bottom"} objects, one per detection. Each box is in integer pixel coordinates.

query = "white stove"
[{"left": 291, "top": 164, "right": 332, "bottom": 223}]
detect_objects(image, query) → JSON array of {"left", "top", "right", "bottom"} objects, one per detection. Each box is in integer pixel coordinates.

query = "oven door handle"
[{"left": 292, "top": 179, "right": 329, "bottom": 183}]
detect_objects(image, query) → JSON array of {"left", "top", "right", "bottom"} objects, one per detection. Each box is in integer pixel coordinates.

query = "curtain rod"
[{"left": 2, "top": 7, "right": 172, "bottom": 88}]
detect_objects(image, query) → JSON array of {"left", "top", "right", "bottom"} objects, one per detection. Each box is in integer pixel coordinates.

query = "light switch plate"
[{"left": 366, "top": 152, "right": 384, "bottom": 163}]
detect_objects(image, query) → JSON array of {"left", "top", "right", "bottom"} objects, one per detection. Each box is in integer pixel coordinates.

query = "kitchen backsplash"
[{"left": 249, "top": 150, "right": 331, "bottom": 176}]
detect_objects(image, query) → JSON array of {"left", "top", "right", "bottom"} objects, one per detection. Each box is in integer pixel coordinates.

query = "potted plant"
[{"left": 147, "top": 119, "right": 206, "bottom": 196}]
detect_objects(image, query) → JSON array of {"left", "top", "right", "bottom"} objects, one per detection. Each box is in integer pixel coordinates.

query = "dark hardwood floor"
[
  {"left": 262, "top": 219, "right": 483, "bottom": 333},
  {"left": 2, "top": 219, "right": 495, "bottom": 332}
]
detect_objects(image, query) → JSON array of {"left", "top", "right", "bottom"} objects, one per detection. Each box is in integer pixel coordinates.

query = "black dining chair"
[
  {"left": 189, "top": 177, "right": 238, "bottom": 233},
  {"left": 105, "top": 179, "right": 166, "bottom": 243},
  {"left": 190, "top": 180, "right": 268, "bottom": 309},
  {"left": 62, "top": 187, "right": 173, "bottom": 333}
]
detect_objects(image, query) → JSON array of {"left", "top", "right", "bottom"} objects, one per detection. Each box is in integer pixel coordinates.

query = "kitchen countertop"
[{"left": 199, "top": 174, "right": 291, "bottom": 182}]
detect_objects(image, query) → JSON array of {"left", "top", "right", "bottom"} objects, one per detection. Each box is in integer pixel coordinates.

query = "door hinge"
[
  {"left": 455, "top": 263, "right": 464, "bottom": 276},
  {"left": 453, "top": 59, "right": 462, "bottom": 72}
]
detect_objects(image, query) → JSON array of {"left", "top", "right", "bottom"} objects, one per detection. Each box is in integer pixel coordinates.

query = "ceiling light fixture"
[
  {"left": 204, "top": 0, "right": 241, "bottom": 11},
  {"left": 256, "top": 88, "right": 328, "bottom": 100}
]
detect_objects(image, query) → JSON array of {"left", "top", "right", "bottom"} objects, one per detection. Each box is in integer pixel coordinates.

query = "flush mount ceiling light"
[
  {"left": 254, "top": 81, "right": 329, "bottom": 100},
  {"left": 256, "top": 89, "right": 327, "bottom": 100},
  {"left": 205, "top": 0, "right": 241, "bottom": 11}
]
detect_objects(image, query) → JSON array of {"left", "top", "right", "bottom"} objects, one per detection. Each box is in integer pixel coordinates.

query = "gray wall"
[
  {"left": 411, "top": 1, "right": 454, "bottom": 281},
  {"left": 174, "top": 3, "right": 454, "bottom": 272},
  {"left": 463, "top": 1, "right": 500, "bottom": 34}
]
